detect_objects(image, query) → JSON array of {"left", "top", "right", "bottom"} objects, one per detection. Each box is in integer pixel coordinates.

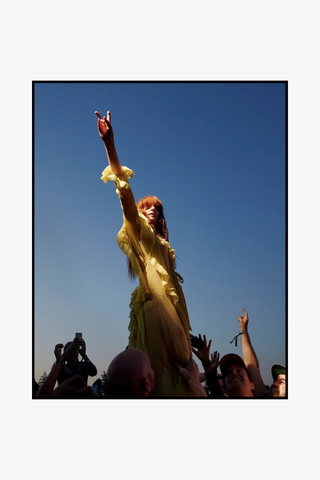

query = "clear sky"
[{"left": 34, "top": 81, "right": 286, "bottom": 387}]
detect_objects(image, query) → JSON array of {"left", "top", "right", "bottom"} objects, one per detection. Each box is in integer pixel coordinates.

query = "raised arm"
[
  {"left": 95, "top": 111, "right": 123, "bottom": 175},
  {"left": 78, "top": 338, "right": 98, "bottom": 377},
  {"left": 95, "top": 110, "right": 139, "bottom": 227},
  {"left": 191, "top": 334, "right": 223, "bottom": 398},
  {"left": 238, "top": 309, "right": 268, "bottom": 398}
]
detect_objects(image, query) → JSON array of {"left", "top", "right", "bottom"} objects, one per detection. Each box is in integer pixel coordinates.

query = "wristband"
[
  {"left": 202, "top": 361, "right": 211, "bottom": 367},
  {"left": 230, "top": 330, "right": 248, "bottom": 347},
  {"left": 55, "top": 359, "right": 63, "bottom": 365}
]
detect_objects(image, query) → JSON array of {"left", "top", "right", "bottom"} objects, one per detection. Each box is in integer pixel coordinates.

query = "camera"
[{"left": 190, "top": 335, "right": 205, "bottom": 349}]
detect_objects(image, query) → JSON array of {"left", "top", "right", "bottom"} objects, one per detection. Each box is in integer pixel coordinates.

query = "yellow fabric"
[{"left": 102, "top": 165, "right": 194, "bottom": 397}]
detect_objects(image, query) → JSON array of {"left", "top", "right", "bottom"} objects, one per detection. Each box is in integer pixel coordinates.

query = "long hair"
[
  {"left": 128, "top": 196, "right": 169, "bottom": 279},
  {"left": 136, "top": 196, "right": 168, "bottom": 241}
]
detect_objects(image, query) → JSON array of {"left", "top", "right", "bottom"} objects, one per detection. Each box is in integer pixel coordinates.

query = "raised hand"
[
  {"left": 54, "top": 343, "right": 64, "bottom": 361},
  {"left": 238, "top": 308, "right": 249, "bottom": 331},
  {"left": 78, "top": 339, "right": 86, "bottom": 358},
  {"left": 191, "top": 334, "right": 212, "bottom": 364},
  {"left": 210, "top": 350, "right": 220, "bottom": 370},
  {"left": 95, "top": 110, "right": 114, "bottom": 146}
]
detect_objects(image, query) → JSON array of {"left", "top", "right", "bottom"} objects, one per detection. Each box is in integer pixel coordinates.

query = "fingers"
[
  {"left": 95, "top": 110, "right": 111, "bottom": 126},
  {"left": 191, "top": 347, "right": 199, "bottom": 358}
]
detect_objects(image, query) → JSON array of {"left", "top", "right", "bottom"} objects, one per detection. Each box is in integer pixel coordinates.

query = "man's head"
[
  {"left": 220, "top": 354, "right": 255, "bottom": 398},
  {"left": 106, "top": 348, "right": 155, "bottom": 398},
  {"left": 63, "top": 341, "right": 79, "bottom": 361},
  {"left": 271, "top": 364, "right": 286, "bottom": 397}
]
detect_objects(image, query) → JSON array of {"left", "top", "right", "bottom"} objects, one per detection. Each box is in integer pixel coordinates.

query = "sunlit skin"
[{"left": 144, "top": 205, "right": 160, "bottom": 225}]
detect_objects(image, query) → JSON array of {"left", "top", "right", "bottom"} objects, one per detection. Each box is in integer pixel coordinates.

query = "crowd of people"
[{"left": 34, "top": 308, "right": 286, "bottom": 399}]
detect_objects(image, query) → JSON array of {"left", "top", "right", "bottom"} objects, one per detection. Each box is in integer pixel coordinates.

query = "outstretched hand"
[
  {"left": 95, "top": 110, "right": 114, "bottom": 146},
  {"left": 191, "top": 334, "right": 212, "bottom": 364},
  {"left": 54, "top": 343, "right": 64, "bottom": 361},
  {"left": 210, "top": 351, "right": 220, "bottom": 370},
  {"left": 238, "top": 308, "right": 249, "bottom": 331}
]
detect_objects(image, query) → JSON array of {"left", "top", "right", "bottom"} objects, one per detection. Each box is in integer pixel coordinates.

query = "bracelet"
[
  {"left": 230, "top": 330, "right": 248, "bottom": 347},
  {"left": 55, "top": 359, "right": 63, "bottom": 365},
  {"left": 202, "top": 361, "right": 211, "bottom": 367}
]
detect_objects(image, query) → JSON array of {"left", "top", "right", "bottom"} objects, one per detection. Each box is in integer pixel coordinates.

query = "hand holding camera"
[
  {"left": 190, "top": 333, "right": 212, "bottom": 366},
  {"left": 75, "top": 333, "right": 86, "bottom": 357}
]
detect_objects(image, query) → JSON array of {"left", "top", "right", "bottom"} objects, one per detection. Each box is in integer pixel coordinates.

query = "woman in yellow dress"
[{"left": 95, "top": 110, "right": 194, "bottom": 397}]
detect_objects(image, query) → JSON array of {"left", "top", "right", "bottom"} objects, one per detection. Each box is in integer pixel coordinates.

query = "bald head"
[{"left": 106, "top": 348, "right": 155, "bottom": 398}]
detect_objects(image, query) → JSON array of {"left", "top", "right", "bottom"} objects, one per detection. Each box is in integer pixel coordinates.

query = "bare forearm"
[
  {"left": 241, "top": 333, "right": 267, "bottom": 397},
  {"left": 102, "top": 137, "right": 139, "bottom": 232},
  {"left": 104, "top": 141, "right": 123, "bottom": 175},
  {"left": 240, "top": 333, "right": 259, "bottom": 369}
]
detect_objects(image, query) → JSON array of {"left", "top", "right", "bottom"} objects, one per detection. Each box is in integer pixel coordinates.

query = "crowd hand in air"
[
  {"left": 238, "top": 308, "right": 249, "bottom": 332},
  {"left": 78, "top": 338, "right": 87, "bottom": 358},
  {"left": 191, "top": 333, "right": 212, "bottom": 365},
  {"left": 54, "top": 343, "right": 64, "bottom": 362},
  {"left": 210, "top": 351, "right": 220, "bottom": 371},
  {"left": 63, "top": 337, "right": 83, "bottom": 359}
]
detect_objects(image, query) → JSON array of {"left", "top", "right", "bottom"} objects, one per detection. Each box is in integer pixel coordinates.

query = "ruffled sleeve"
[{"left": 101, "top": 165, "right": 134, "bottom": 191}]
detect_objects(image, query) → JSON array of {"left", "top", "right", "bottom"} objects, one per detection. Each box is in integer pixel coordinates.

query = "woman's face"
[{"left": 145, "top": 205, "right": 160, "bottom": 225}]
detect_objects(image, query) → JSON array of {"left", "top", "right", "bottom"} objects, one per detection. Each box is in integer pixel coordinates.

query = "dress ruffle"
[
  {"left": 116, "top": 212, "right": 182, "bottom": 305},
  {"left": 101, "top": 164, "right": 192, "bottom": 395},
  {"left": 101, "top": 165, "right": 134, "bottom": 190}
]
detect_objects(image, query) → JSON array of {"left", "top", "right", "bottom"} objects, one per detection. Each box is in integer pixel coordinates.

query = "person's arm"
[
  {"left": 36, "top": 344, "right": 65, "bottom": 398},
  {"left": 238, "top": 309, "right": 268, "bottom": 398},
  {"left": 95, "top": 111, "right": 123, "bottom": 175},
  {"left": 95, "top": 110, "right": 140, "bottom": 231},
  {"left": 78, "top": 339, "right": 98, "bottom": 377},
  {"left": 173, "top": 353, "right": 207, "bottom": 397},
  {"left": 191, "top": 334, "right": 211, "bottom": 370},
  {"left": 191, "top": 335, "right": 223, "bottom": 398}
]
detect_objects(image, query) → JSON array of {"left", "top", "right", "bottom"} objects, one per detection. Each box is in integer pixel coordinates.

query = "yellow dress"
[{"left": 101, "top": 165, "right": 193, "bottom": 397}]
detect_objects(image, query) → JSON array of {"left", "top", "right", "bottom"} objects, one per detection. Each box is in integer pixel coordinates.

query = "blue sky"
[{"left": 34, "top": 81, "right": 286, "bottom": 387}]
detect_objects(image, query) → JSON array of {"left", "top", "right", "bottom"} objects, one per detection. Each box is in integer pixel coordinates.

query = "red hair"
[
  {"left": 127, "top": 196, "right": 169, "bottom": 280},
  {"left": 136, "top": 196, "right": 169, "bottom": 241}
]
